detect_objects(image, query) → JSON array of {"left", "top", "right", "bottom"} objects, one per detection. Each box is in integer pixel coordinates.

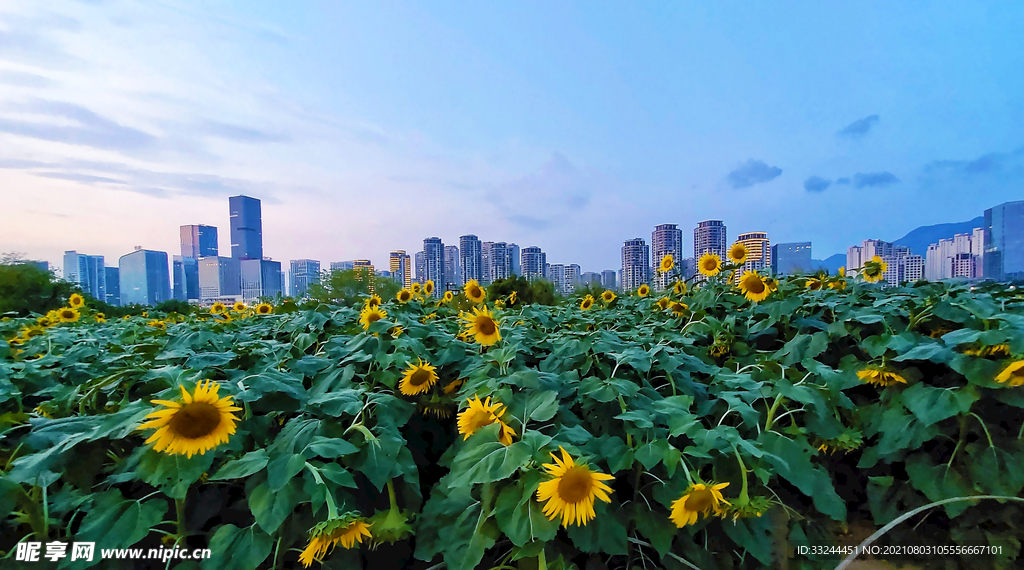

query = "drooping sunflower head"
[
  {"left": 233, "top": 302, "right": 247, "bottom": 312},
  {"left": 656, "top": 297, "right": 671, "bottom": 310},
  {"left": 579, "top": 295, "right": 594, "bottom": 310},
  {"left": 457, "top": 395, "right": 505, "bottom": 440},
  {"left": 856, "top": 367, "right": 908, "bottom": 387},
  {"left": 211, "top": 302, "right": 227, "bottom": 314},
  {"left": 660, "top": 254, "right": 675, "bottom": 272},
  {"left": 508, "top": 291, "right": 518, "bottom": 305},
  {"left": 601, "top": 290, "right": 616, "bottom": 303},
  {"left": 828, "top": 279, "right": 847, "bottom": 291},
  {"left": 359, "top": 305, "right": 388, "bottom": 331},
  {"left": 698, "top": 253, "right": 723, "bottom": 277},
  {"left": 256, "top": 303, "right": 273, "bottom": 315},
  {"left": 738, "top": 271, "right": 770, "bottom": 303},
  {"left": 147, "top": 319, "right": 166, "bottom": 329},
  {"left": 673, "top": 281, "right": 687, "bottom": 295},
  {"left": 536, "top": 446, "right": 615, "bottom": 528},
  {"left": 669, "top": 301, "right": 689, "bottom": 316},
  {"left": 995, "top": 361, "right": 1024, "bottom": 387},
  {"left": 396, "top": 288, "right": 413, "bottom": 303},
  {"left": 365, "top": 294, "right": 382, "bottom": 308},
  {"left": 411, "top": 282, "right": 422, "bottom": 295},
  {"left": 461, "top": 306, "right": 501, "bottom": 346},
  {"left": 442, "top": 291, "right": 454, "bottom": 304},
  {"left": 669, "top": 481, "right": 730, "bottom": 528},
  {"left": 464, "top": 279, "right": 486, "bottom": 304},
  {"left": 805, "top": 278, "right": 823, "bottom": 291},
  {"left": 728, "top": 243, "right": 748, "bottom": 264},
  {"left": 136, "top": 380, "right": 242, "bottom": 458},
  {"left": 299, "top": 517, "right": 373, "bottom": 568},
  {"left": 58, "top": 307, "right": 80, "bottom": 323},
  {"left": 424, "top": 280, "right": 435, "bottom": 295},
  {"left": 764, "top": 277, "right": 778, "bottom": 292},
  {"left": 398, "top": 358, "right": 438, "bottom": 396},
  {"left": 637, "top": 284, "right": 650, "bottom": 297},
  {"left": 68, "top": 293, "right": 85, "bottom": 308},
  {"left": 862, "top": 256, "right": 888, "bottom": 283}
]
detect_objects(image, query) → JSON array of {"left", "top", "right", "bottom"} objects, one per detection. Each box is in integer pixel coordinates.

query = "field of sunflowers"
[{"left": 2, "top": 253, "right": 1024, "bottom": 570}]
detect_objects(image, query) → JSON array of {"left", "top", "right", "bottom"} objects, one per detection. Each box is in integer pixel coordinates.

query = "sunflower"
[
  {"left": 411, "top": 282, "right": 422, "bottom": 295},
  {"left": 536, "top": 446, "right": 614, "bottom": 528},
  {"left": 211, "top": 302, "right": 227, "bottom": 314},
  {"left": 464, "top": 279, "right": 486, "bottom": 304},
  {"left": 68, "top": 293, "right": 85, "bottom": 308},
  {"left": 396, "top": 289, "right": 413, "bottom": 303},
  {"left": 580, "top": 295, "right": 595, "bottom": 310},
  {"left": 58, "top": 307, "right": 80, "bottom": 323},
  {"left": 95, "top": 311, "right": 106, "bottom": 320},
  {"left": 137, "top": 380, "right": 242, "bottom": 458},
  {"left": 838, "top": 266, "right": 846, "bottom": 277},
  {"left": 698, "top": 253, "right": 723, "bottom": 277},
  {"left": 660, "top": 254, "right": 675, "bottom": 272},
  {"left": 443, "top": 378, "right": 465, "bottom": 394},
  {"left": 299, "top": 518, "right": 373, "bottom": 567},
  {"left": 764, "top": 277, "right": 778, "bottom": 292},
  {"left": 601, "top": 290, "right": 617, "bottom": 303},
  {"left": 359, "top": 305, "right": 388, "bottom": 331},
  {"left": 365, "top": 294, "right": 382, "bottom": 308},
  {"left": 995, "top": 361, "right": 1024, "bottom": 387},
  {"left": 147, "top": 320, "right": 166, "bottom": 330},
  {"left": 233, "top": 302, "right": 247, "bottom": 312},
  {"left": 256, "top": 303, "right": 273, "bottom": 315},
  {"left": 390, "top": 325, "right": 405, "bottom": 338},
  {"left": 457, "top": 395, "right": 506, "bottom": 440},
  {"left": 637, "top": 284, "right": 650, "bottom": 297},
  {"left": 656, "top": 297, "right": 671, "bottom": 310},
  {"left": 669, "top": 301, "right": 688, "bottom": 317},
  {"left": 673, "top": 281, "right": 687, "bottom": 295},
  {"left": 461, "top": 306, "right": 501, "bottom": 346},
  {"left": 424, "top": 280, "right": 435, "bottom": 295},
  {"left": 727, "top": 243, "right": 748, "bottom": 264},
  {"left": 856, "top": 367, "right": 908, "bottom": 387},
  {"left": 508, "top": 291, "right": 518, "bottom": 305},
  {"left": 828, "top": 279, "right": 847, "bottom": 290},
  {"left": 398, "top": 358, "right": 438, "bottom": 396},
  {"left": 442, "top": 291, "right": 454, "bottom": 304},
  {"left": 738, "top": 271, "right": 770, "bottom": 303},
  {"left": 806, "top": 278, "right": 823, "bottom": 291},
  {"left": 670, "top": 482, "right": 730, "bottom": 528},
  {"left": 862, "top": 256, "right": 887, "bottom": 283}
]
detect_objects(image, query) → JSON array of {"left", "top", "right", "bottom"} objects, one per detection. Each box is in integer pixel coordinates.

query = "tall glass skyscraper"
[
  {"left": 180, "top": 225, "right": 218, "bottom": 259},
  {"left": 63, "top": 251, "right": 106, "bottom": 301},
  {"left": 241, "top": 259, "right": 283, "bottom": 303},
  {"left": 289, "top": 259, "right": 321, "bottom": 298},
  {"left": 984, "top": 200, "right": 1024, "bottom": 281},
  {"left": 105, "top": 267, "right": 120, "bottom": 306},
  {"left": 390, "top": 251, "right": 411, "bottom": 288},
  {"left": 771, "top": 242, "right": 811, "bottom": 275},
  {"left": 444, "top": 245, "right": 462, "bottom": 290},
  {"left": 229, "top": 195, "right": 263, "bottom": 260},
  {"left": 119, "top": 249, "right": 171, "bottom": 306},
  {"left": 460, "top": 235, "right": 483, "bottom": 285},
  {"left": 198, "top": 257, "right": 242, "bottom": 301},
  {"left": 423, "top": 237, "right": 445, "bottom": 296},
  {"left": 172, "top": 255, "right": 200, "bottom": 301}
]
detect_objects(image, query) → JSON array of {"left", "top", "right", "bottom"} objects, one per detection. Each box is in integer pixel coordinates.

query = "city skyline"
[{"left": 2, "top": 3, "right": 1023, "bottom": 274}]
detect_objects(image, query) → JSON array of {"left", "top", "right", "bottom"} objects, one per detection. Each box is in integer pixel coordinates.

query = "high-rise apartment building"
[
  {"left": 172, "top": 255, "right": 200, "bottom": 301},
  {"left": 545, "top": 264, "right": 566, "bottom": 295},
  {"left": 984, "top": 201, "right": 1024, "bottom": 281},
  {"left": 508, "top": 244, "right": 521, "bottom": 277},
  {"left": 390, "top": 250, "right": 412, "bottom": 288},
  {"left": 601, "top": 269, "right": 617, "bottom": 291},
  {"left": 848, "top": 240, "right": 923, "bottom": 286},
  {"left": 925, "top": 228, "right": 985, "bottom": 280},
  {"left": 105, "top": 267, "right": 120, "bottom": 306},
  {"left": 352, "top": 260, "right": 375, "bottom": 293},
  {"left": 693, "top": 220, "right": 727, "bottom": 284},
  {"left": 119, "top": 249, "right": 171, "bottom": 306},
  {"left": 415, "top": 251, "right": 426, "bottom": 284},
  {"left": 521, "top": 246, "right": 547, "bottom": 282},
  {"left": 180, "top": 225, "right": 218, "bottom": 259},
  {"left": 564, "top": 264, "right": 582, "bottom": 294},
  {"left": 459, "top": 235, "right": 483, "bottom": 285},
  {"left": 771, "top": 242, "right": 812, "bottom": 275},
  {"left": 581, "top": 272, "right": 602, "bottom": 286},
  {"left": 63, "top": 251, "right": 106, "bottom": 301},
  {"left": 229, "top": 195, "right": 263, "bottom": 260},
  {"left": 735, "top": 232, "right": 771, "bottom": 281},
  {"left": 621, "top": 238, "right": 650, "bottom": 291},
  {"left": 198, "top": 257, "right": 242, "bottom": 301},
  {"left": 444, "top": 245, "right": 462, "bottom": 290},
  {"left": 289, "top": 259, "right": 320, "bottom": 299},
  {"left": 241, "top": 259, "right": 283, "bottom": 303},
  {"left": 423, "top": 238, "right": 445, "bottom": 296},
  {"left": 651, "top": 224, "right": 683, "bottom": 291},
  {"left": 482, "top": 241, "right": 519, "bottom": 284}
]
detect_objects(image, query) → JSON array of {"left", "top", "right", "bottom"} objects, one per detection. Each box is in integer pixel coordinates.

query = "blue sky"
[{"left": 1, "top": 1, "right": 1023, "bottom": 274}]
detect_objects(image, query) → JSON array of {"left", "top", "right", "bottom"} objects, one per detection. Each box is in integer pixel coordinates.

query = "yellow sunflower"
[
  {"left": 411, "top": 282, "right": 422, "bottom": 295},
  {"left": 601, "top": 290, "right": 617, "bottom": 303},
  {"left": 508, "top": 291, "right": 518, "bottom": 305},
  {"left": 828, "top": 279, "right": 847, "bottom": 291},
  {"left": 673, "top": 281, "right": 687, "bottom": 295},
  {"left": 728, "top": 243, "right": 748, "bottom": 264},
  {"left": 443, "top": 378, "right": 465, "bottom": 394},
  {"left": 464, "top": 279, "right": 486, "bottom": 304},
  {"left": 580, "top": 295, "right": 595, "bottom": 310},
  {"left": 637, "top": 284, "right": 650, "bottom": 297},
  {"left": 461, "top": 306, "right": 501, "bottom": 346},
  {"left": 68, "top": 293, "right": 85, "bottom": 308},
  {"left": 660, "top": 254, "right": 675, "bottom": 272},
  {"left": 390, "top": 325, "right": 405, "bottom": 338},
  {"left": 299, "top": 519, "right": 373, "bottom": 567},
  {"left": 211, "top": 302, "right": 227, "bottom": 314},
  {"left": 233, "top": 302, "right": 247, "bottom": 312},
  {"left": 536, "top": 446, "right": 614, "bottom": 528},
  {"left": 738, "top": 271, "right": 770, "bottom": 303},
  {"left": 398, "top": 358, "right": 438, "bottom": 396},
  {"left": 856, "top": 367, "right": 908, "bottom": 387},
  {"left": 442, "top": 291, "right": 454, "bottom": 304},
  {"left": 670, "top": 482, "right": 730, "bottom": 528},
  {"left": 806, "top": 278, "right": 823, "bottom": 291},
  {"left": 862, "top": 256, "right": 887, "bottom": 283},
  {"left": 764, "top": 277, "right": 778, "bottom": 292},
  {"left": 256, "top": 303, "right": 273, "bottom": 315},
  {"left": 838, "top": 266, "right": 846, "bottom": 277},
  {"left": 457, "top": 395, "right": 505, "bottom": 440},
  {"left": 147, "top": 320, "right": 166, "bottom": 330},
  {"left": 58, "top": 307, "right": 80, "bottom": 323},
  {"left": 396, "top": 289, "right": 413, "bottom": 303},
  {"left": 365, "top": 294, "right": 382, "bottom": 308},
  {"left": 995, "top": 361, "right": 1024, "bottom": 387},
  {"left": 669, "top": 301, "right": 688, "bottom": 317},
  {"left": 359, "top": 305, "right": 388, "bottom": 331},
  {"left": 424, "top": 280, "right": 435, "bottom": 295},
  {"left": 656, "top": 297, "right": 671, "bottom": 310},
  {"left": 698, "top": 253, "right": 723, "bottom": 277},
  {"left": 136, "top": 380, "right": 241, "bottom": 458}
]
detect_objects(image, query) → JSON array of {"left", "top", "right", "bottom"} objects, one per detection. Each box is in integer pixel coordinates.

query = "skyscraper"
[
  {"left": 621, "top": 238, "right": 650, "bottom": 291},
  {"left": 119, "top": 249, "right": 171, "bottom": 306},
  {"left": 694, "top": 220, "right": 727, "bottom": 258},
  {"left": 423, "top": 238, "right": 445, "bottom": 296},
  {"left": 564, "top": 264, "right": 581, "bottom": 294},
  {"left": 390, "top": 250, "right": 411, "bottom": 288},
  {"left": 735, "top": 232, "right": 771, "bottom": 281},
  {"left": 444, "top": 245, "right": 462, "bottom": 290},
  {"left": 180, "top": 225, "right": 218, "bottom": 259},
  {"left": 460, "top": 235, "right": 483, "bottom": 285},
  {"left": 415, "top": 251, "right": 426, "bottom": 284},
  {"left": 848, "top": 240, "right": 922, "bottom": 286},
  {"left": 172, "top": 255, "right": 199, "bottom": 301},
  {"left": 352, "top": 260, "right": 375, "bottom": 292},
  {"left": 521, "top": 247, "right": 547, "bottom": 281},
  {"left": 229, "top": 195, "right": 263, "bottom": 260},
  {"left": 546, "top": 264, "right": 566, "bottom": 295},
  {"left": 105, "top": 267, "right": 120, "bottom": 306},
  {"left": 508, "top": 243, "right": 521, "bottom": 276},
  {"left": 330, "top": 261, "right": 355, "bottom": 272},
  {"left": 63, "top": 251, "right": 106, "bottom": 301},
  {"left": 199, "top": 257, "right": 242, "bottom": 301},
  {"left": 925, "top": 229, "right": 984, "bottom": 280},
  {"left": 984, "top": 200, "right": 1024, "bottom": 281},
  {"left": 771, "top": 242, "right": 812, "bottom": 275},
  {"left": 651, "top": 224, "right": 683, "bottom": 291},
  {"left": 241, "top": 259, "right": 283, "bottom": 302},
  {"left": 601, "top": 269, "right": 617, "bottom": 291},
  {"left": 289, "top": 259, "right": 320, "bottom": 298}
]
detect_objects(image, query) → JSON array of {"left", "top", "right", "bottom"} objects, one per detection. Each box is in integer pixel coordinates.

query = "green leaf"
[
  {"left": 201, "top": 524, "right": 273, "bottom": 570},
  {"left": 759, "top": 432, "right": 846, "bottom": 521},
  {"left": 67, "top": 489, "right": 166, "bottom": 568},
  {"left": 448, "top": 424, "right": 533, "bottom": 489},
  {"left": 721, "top": 511, "right": 775, "bottom": 565},
  {"left": 248, "top": 478, "right": 302, "bottom": 534},
  {"left": 565, "top": 502, "right": 628, "bottom": 556},
  {"left": 266, "top": 452, "right": 306, "bottom": 491},
  {"left": 307, "top": 389, "right": 364, "bottom": 416},
  {"left": 493, "top": 471, "right": 560, "bottom": 546},
  {"left": 904, "top": 453, "right": 976, "bottom": 518},
  {"left": 304, "top": 435, "right": 360, "bottom": 458},
  {"left": 136, "top": 449, "right": 215, "bottom": 499},
  {"left": 635, "top": 439, "right": 670, "bottom": 470},
  {"left": 900, "top": 384, "right": 978, "bottom": 426},
  {"left": 210, "top": 449, "right": 270, "bottom": 481}
]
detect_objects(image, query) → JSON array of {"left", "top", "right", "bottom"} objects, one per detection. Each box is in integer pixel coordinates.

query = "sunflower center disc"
[
  {"left": 744, "top": 278, "right": 765, "bottom": 294},
  {"left": 557, "top": 467, "right": 593, "bottom": 503},
  {"left": 409, "top": 369, "right": 432, "bottom": 386},
  {"left": 368, "top": 313, "right": 381, "bottom": 323},
  {"left": 469, "top": 286, "right": 481, "bottom": 299},
  {"left": 476, "top": 317, "right": 496, "bottom": 335},
  {"left": 168, "top": 402, "right": 222, "bottom": 439},
  {"left": 466, "top": 410, "right": 495, "bottom": 432},
  {"left": 684, "top": 489, "right": 713, "bottom": 512}
]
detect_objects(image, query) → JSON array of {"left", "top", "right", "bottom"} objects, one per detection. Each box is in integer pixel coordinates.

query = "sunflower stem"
[
  {"left": 732, "top": 446, "right": 749, "bottom": 503},
  {"left": 537, "top": 547, "right": 547, "bottom": 570},
  {"left": 175, "top": 498, "right": 187, "bottom": 539},
  {"left": 763, "top": 395, "right": 786, "bottom": 432},
  {"left": 968, "top": 412, "right": 996, "bottom": 449}
]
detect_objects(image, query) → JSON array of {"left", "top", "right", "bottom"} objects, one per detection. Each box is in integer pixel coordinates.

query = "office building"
[
  {"left": 651, "top": 224, "right": 683, "bottom": 291},
  {"left": 353, "top": 260, "right": 375, "bottom": 292},
  {"left": 172, "top": 255, "right": 200, "bottom": 301},
  {"left": 621, "top": 238, "right": 650, "bottom": 291},
  {"left": 415, "top": 251, "right": 426, "bottom": 284},
  {"left": 601, "top": 269, "right": 617, "bottom": 291},
  {"left": 581, "top": 272, "right": 602, "bottom": 287},
  {"left": 521, "top": 246, "right": 547, "bottom": 282},
  {"left": 444, "top": 245, "right": 462, "bottom": 290},
  {"left": 330, "top": 261, "right": 355, "bottom": 272},
  {"left": 680, "top": 257, "right": 696, "bottom": 280},
  {"left": 735, "top": 232, "right": 771, "bottom": 281},
  {"left": 771, "top": 242, "right": 812, "bottom": 276},
  {"left": 241, "top": 259, "right": 283, "bottom": 303},
  {"left": 984, "top": 201, "right": 1024, "bottom": 281},
  {"left": 105, "top": 267, "right": 120, "bottom": 306},
  {"left": 198, "top": 257, "right": 242, "bottom": 301},
  {"left": 63, "top": 251, "right": 106, "bottom": 301},
  {"left": 289, "top": 259, "right": 320, "bottom": 299},
  {"left": 925, "top": 228, "right": 985, "bottom": 280},
  {"left": 119, "top": 249, "right": 171, "bottom": 306},
  {"left": 423, "top": 238, "right": 445, "bottom": 296},
  {"left": 390, "top": 250, "right": 412, "bottom": 288},
  {"left": 180, "top": 225, "right": 218, "bottom": 259},
  {"left": 460, "top": 235, "right": 483, "bottom": 285},
  {"left": 508, "top": 243, "right": 521, "bottom": 276},
  {"left": 229, "top": 195, "right": 263, "bottom": 260}
]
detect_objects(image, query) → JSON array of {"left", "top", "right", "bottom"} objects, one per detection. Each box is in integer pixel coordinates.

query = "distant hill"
[
  {"left": 809, "top": 253, "right": 846, "bottom": 273},
  {"left": 893, "top": 216, "right": 984, "bottom": 257}
]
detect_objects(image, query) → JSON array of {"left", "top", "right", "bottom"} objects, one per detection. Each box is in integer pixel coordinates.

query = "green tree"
[
  {"left": 487, "top": 274, "right": 557, "bottom": 305},
  {"left": 307, "top": 269, "right": 401, "bottom": 306},
  {"left": 0, "top": 253, "right": 78, "bottom": 317}
]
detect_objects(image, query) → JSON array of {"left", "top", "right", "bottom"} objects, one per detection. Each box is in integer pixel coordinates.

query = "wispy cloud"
[
  {"left": 726, "top": 159, "right": 782, "bottom": 189},
  {"left": 853, "top": 171, "right": 899, "bottom": 188},
  {"left": 0, "top": 69, "right": 53, "bottom": 88},
  {"left": 803, "top": 176, "right": 831, "bottom": 192},
  {"left": 924, "top": 146, "right": 1024, "bottom": 176},
  {"left": 198, "top": 120, "right": 289, "bottom": 143},
  {"left": 0, "top": 99, "right": 156, "bottom": 151},
  {"left": 835, "top": 177, "right": 851, "bottom": 185},
  {"left": 838, "top": 115, "right": 880, "bottom": 138}
]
